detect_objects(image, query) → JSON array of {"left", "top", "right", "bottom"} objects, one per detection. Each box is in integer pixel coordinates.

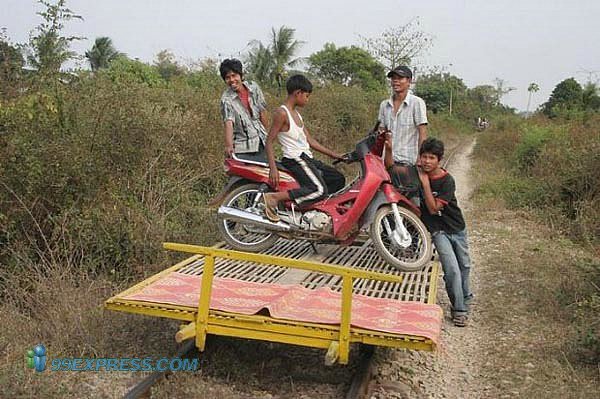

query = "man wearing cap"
[{"left": 379, "top": 66, "right": 428, "bottom": 200}]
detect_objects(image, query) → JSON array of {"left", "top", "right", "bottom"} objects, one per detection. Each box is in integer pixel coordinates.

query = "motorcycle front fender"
[
  {"left": 359, "top": 191, "right": 387, "bottom": 229},
  {"left": 359, "top": 184, "right": 420, "bottom": 229},
  {"left": 382, "top": 183, "right": 420, "bottom": 215}
]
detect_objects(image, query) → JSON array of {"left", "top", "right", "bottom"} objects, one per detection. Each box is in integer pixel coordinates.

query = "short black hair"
[
  {"left": 219, "top": 59, "right": 243, "bottom": 80},
  {"left": 419, "top": 137, "right": 445, "bottom": 159},
  {"left": 286, "top": 74, "right": 313, "bottom": 94}
]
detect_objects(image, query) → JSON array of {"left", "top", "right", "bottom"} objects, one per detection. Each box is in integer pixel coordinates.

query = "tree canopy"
[
  {"left": 414, "top": 73, "right": 466, "bottom": 114},
  {"left": 154, "top": 49, "right": 185, "bottom": 81},
  {"left": 308, "top": 43, "right": 385, "bottom": 91},
  {"left": 543, "top": 78, "right": 600, "bottom": 117},
  {"left": 0, "top": 38, "right": 24, "bottom": 75},
  {"left": 360, "top": 18, "right": 433, "bottom": 70},
  {"left": 85, "top": 36, "right": 123, "bottom": 71},
  {"left": 543, "top": 78, "right": 583, "bottom": 117},
  {"left": 26, "top": 0, "right": 83, "bottom": 75}
]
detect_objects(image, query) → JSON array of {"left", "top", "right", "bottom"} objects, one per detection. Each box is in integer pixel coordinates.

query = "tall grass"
[{"left": 474, "top": 114, "right": 600, "bottom": 363}]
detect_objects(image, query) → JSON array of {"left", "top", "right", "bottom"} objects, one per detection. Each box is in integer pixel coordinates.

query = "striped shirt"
[
  {"left": 220, "top": 81, "right": 268, "bottom": 153},
  {"left": 378, "top": 92, "right": 428, "bottom": 164}
]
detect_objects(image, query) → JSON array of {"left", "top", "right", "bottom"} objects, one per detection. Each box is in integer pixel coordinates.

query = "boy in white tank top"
[{"left": 264, "top": 75, "right": 345, "bottom": 222}]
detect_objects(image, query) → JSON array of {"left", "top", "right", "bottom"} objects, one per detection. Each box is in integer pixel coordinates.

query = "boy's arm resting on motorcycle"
[
  {"left": 418, "top": 170, "right": 443, "bottom": 215},
  {"left": 305, "top": 128, "right": 343, "bottom": 160},
  {"left": 266, "top": 109, "right": 286, "bottom": 187}
]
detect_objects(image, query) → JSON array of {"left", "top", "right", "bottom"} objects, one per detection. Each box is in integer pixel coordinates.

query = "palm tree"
[
  {"left": 269, "top": 26, "right": 304, "bottom": 88},
  {"left": 246, "top": 41, "right": 272, "bottom": 84},
  {"left": 85, "top": 37, "right": 123, "bottom": 71},
  {"left": 526, "top": 82, "right": 540, "bottom": 116},
  {"left": 246, "top": 26, "right": 304, "bottom": 88}
]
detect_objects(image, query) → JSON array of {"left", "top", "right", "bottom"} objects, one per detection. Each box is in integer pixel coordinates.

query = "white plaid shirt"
[
  {"left": 220, "top": 81, "right": 268, "bottom": 153},
  {"left": 378, "top": 93, "right": 428, "bottom": 164}
]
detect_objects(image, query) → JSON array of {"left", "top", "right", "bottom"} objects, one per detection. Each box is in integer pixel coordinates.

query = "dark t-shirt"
[{"left": 420, "top": 170, "right": 466, "bottom": 234}]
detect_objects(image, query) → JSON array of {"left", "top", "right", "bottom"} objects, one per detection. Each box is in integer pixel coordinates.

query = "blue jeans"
[{"left": 432, "top": 229, "right": 473, "bottom": 317}]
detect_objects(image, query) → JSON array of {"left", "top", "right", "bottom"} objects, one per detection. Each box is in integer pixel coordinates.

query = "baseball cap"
[{"left": 387, "top": 66, "right": 413, "bottom": 79}]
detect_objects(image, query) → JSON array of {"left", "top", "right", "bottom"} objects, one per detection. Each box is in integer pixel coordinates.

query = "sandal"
[
  {"left": 263, "top": 193, "right": 280, "bottom": 222},
  {"left": 453, "top": 314, "right": 468, "bottom": 327}
]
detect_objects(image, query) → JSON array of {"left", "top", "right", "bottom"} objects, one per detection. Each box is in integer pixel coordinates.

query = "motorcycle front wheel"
[
  {"left": 370, "top": 205, "right": 433, "bottom": 272},
  {"left": 217, "top": 183, "right": 279, "bottom": 252}
]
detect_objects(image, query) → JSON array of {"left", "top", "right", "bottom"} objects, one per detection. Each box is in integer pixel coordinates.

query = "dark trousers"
[
  {"left": 282, "top": 153, "right": 345, "bottom": 205},
  {"left": 235, "top": 142, "right": 267, "bottom": 163}
]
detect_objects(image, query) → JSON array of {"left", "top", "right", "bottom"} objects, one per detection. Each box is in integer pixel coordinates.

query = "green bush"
[
  {"left": 476, "top": 116, "right": 599, "bottom": 246},
  {"left": 513, "top": 126, "right": 554, "bottom": 173},
  {"left": 101, "top": 57, "right": 165, "bottom": 87}
]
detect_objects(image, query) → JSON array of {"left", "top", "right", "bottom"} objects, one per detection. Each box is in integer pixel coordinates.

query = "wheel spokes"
[
  {"left": 379, "top": 211, "right": 424, "bottom": 262},
  {"left": 223, "top": 189, "right": 273, "bottom": 246}
]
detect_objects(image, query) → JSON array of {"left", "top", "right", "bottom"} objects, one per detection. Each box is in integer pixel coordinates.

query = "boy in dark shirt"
[{"left": 418, "top": 138, "right": 473, "bottom": 327}]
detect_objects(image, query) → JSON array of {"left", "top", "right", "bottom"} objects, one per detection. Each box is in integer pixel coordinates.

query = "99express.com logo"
[
  {"left": 26, "top": 344, "right": 47, "bottom": 372},
  {"left": 25, "top": 343, "right": 198, "bottom": 372}
]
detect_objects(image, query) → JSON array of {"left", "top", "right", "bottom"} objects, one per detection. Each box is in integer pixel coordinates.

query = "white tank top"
[{"left": 278, "top": 105, "right": 312, "bottom": 159}]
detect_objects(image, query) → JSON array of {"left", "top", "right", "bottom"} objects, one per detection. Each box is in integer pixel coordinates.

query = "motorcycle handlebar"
[
  {"left": 333, "top": 153, "right": 354, "bottom": 165},
  {"left": 333, "top": 123, "right": 389, "bottom": 166}
]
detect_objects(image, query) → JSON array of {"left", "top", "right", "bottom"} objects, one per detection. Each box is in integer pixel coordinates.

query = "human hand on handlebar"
[{"left": 333, "top": 153, "right": 354, "bottom": 165}]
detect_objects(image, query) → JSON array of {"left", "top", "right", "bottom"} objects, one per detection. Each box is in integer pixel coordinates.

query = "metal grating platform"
[{"left": 175, "top": 239, "right": 436, "bottom": 303}]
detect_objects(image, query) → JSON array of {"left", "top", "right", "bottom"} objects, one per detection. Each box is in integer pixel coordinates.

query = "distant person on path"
[
  {"left": 219, "top": 58, "right": 268, "bottom": 161},
  {"left": 417, "top": 137, "right": 473, "bottom": 327},
  {"left": 477, "top": 116, "right": 489, "bottom": 130},
  {"left": 263, "top": 75, "right": 345, "bottom": 222},
  {"left": 378, "top": 66, "right": 428, "bottom": 200}
]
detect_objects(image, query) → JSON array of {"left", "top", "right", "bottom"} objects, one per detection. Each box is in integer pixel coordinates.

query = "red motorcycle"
[{"left": 216, "top": 124, "right": 432, "bottom": 271}]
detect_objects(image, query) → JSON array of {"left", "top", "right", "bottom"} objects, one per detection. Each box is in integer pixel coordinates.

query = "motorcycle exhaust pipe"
[{"left": 217, "top": 206, "right": 292, "bottom": 232}]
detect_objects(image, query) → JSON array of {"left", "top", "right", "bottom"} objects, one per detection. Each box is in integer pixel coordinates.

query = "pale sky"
[{"left": 2, "top": 0, "right": 600, "bottom": 111}]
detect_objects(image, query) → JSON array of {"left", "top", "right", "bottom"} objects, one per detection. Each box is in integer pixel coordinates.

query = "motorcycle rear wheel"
[
  {"left": 370, "top": 205, "right": 432, "bottom": 272},
  {"left": 217, "top": 183, "right": 279, "bottom": 252}
]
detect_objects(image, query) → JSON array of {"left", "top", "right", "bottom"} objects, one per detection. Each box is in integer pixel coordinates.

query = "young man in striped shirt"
[{"left": 379, "top": 66, "right": 428, "bottom": 202}]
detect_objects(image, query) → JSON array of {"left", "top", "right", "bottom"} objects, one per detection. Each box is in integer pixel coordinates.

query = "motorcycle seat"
[{"left": 232, "top": 154, "right": 291, "bottom": 173}]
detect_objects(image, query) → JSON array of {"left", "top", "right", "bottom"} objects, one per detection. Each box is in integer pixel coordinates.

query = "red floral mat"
[{"left": 124, "top": 272, "right": 442, "bottom": 345}]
